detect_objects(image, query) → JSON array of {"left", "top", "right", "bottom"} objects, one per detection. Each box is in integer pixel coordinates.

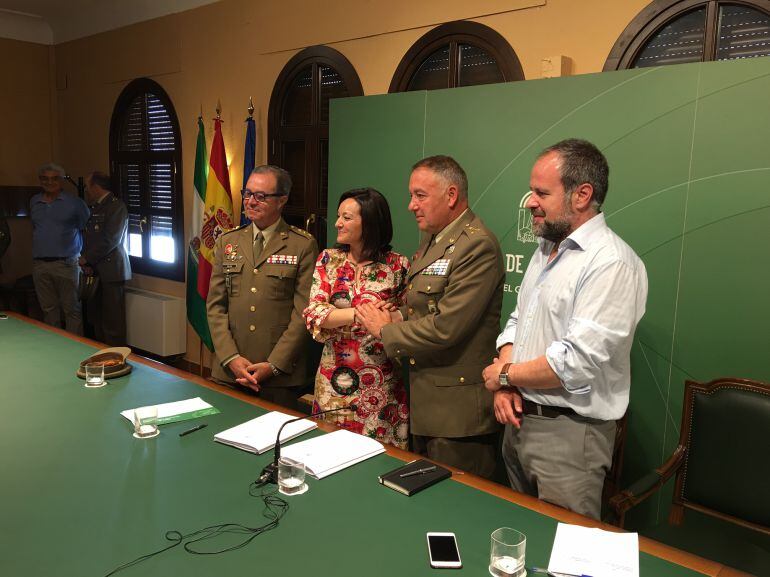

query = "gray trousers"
[
  {"left": 32, "top": 258, "right": 82, "bottom": 335},
  {"left": 502, "top": 413, "right": 616, "bottom": 520}
]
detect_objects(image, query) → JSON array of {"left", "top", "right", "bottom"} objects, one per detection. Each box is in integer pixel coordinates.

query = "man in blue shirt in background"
[{"left": 31, "top": 163, "right": 90, "bottom": 335}]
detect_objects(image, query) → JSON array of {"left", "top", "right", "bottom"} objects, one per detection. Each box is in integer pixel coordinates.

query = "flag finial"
[
  {"left": 216, "top": 100, "right": 222, "bottom": 120},
  {"left": 247, "top": 97, "right": 254, "bottom": 118}
]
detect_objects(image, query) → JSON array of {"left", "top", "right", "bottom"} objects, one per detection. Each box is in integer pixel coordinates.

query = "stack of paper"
[
  {"left": 214, "top": 411, "right": 317, "bottom": 454},
  {"left": 281, "top": 429, "right": 385, "bottom": 479},
  {"left": 548, "top": 522, "right": 639, "bottom": 577},
  {"left": 120, "top": 397, "right": 219, "bottom": 425}
]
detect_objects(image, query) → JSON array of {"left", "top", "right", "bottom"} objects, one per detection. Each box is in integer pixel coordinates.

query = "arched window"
[
  {"left": 268, "top": 46, "right": 363, "bottom": 248},
  {"left": 109, "top": 78, "right": 183, "bottom": 281},
  {"left": 605, "top": 0, "right": 770, "bottom": 70},
  {"left": 389, "top": 21, "right": 524, "bottom": 93}
]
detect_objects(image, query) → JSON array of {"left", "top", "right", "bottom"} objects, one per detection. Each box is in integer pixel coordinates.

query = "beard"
[{"left": 533, "top": 218, "right": 571, "bottom": 243}]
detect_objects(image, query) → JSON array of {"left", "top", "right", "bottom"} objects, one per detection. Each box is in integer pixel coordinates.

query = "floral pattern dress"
[{"left": 303, "top": 248, "right": 410, "bottom": 449}]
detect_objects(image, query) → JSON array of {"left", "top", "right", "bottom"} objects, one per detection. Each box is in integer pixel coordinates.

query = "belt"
[
  {"left": 521, "top": 398, "right": 577, "bottom": 419},
  {"left": 34, "top": 257, "right": 70, "bottom": 262}
]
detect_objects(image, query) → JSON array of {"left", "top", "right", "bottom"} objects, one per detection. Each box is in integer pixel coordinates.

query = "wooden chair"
[{"left": 610, "top": 377, "right": 770, "bottom": 535}]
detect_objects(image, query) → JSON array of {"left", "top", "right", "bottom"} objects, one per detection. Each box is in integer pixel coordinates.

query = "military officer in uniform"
[
  {"left": 80, "top": 171, "right": 131, "bottom": 345},
  {"left": 357, "top": 155, "right": 504, "bottom": 478},
  {"left": 207, "top": 165, "right": 318, "bottom": 410}
]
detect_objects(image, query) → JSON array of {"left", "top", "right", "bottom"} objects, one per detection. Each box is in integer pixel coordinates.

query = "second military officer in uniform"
[
  {"left": 357, "top": 156, "right": 504, "bottom": 478},
  {"left": 80, "top": 171, "right": 131, "bottom": 345},
  {"left": 207, "top": 165, "right": 318, "bottom": 410}
]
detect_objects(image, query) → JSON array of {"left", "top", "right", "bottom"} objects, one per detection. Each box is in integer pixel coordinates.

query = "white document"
[
  {"left": 280, "top": 429, "right": 385, "bottom": 479},
  {"left": 120, "top": 397, "right": 218, "bottom": 424},
  {"left": 548, "top": 523, "right": 639, "bottom": 577},
  {"left": 214, "top": 411, "right": 317, "bottom": 454}
]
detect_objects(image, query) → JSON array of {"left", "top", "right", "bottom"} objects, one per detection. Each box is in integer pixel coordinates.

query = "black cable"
[{"left": 104, "top": 483, "right": 288, "bottom": 576}]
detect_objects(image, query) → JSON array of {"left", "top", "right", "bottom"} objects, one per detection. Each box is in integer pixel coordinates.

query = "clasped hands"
[
  {"left": 227, "top": 356, "right": 273, "bottom": 393},
  {"left": 482, "top": 356, "right": 524, "bottom": 428},
  {"left": 354, "top": 300, "right": 401, "bottom": 339}
]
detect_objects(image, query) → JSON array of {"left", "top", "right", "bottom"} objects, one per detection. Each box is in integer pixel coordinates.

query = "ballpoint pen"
[
  {"left": 179, "top": 423, "right": 207, "bottom": 437},
  {"left": 399, "top": 465, "right": 437, "bottom": 478},
  {"left": 528, "top": 568, "right": 592, "bottom": 577}
]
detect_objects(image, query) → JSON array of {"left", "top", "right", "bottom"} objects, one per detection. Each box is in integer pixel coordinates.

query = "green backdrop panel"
[{"left": 328, "top": 57, "right": 770, "bottom": 549}]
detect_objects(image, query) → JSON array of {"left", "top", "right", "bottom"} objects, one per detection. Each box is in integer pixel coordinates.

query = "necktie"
[{"left": 253, "top": 231, "right": 264, "bottom": 262}]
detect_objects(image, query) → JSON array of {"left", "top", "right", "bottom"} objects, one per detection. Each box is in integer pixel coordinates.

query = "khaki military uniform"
[
  {"left": 207, "top": 219, "right": 318, "bottom": 405},
  {"left": 381, "top": 210, "right": 504, "bottom": 475},
  {"left": 81, "top": 193, "right": 131, "bottom": 345}
]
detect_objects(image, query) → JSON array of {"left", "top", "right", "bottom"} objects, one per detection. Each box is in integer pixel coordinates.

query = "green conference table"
[{"left": 0, "top": 315, "right": 733, "bottom": 577}]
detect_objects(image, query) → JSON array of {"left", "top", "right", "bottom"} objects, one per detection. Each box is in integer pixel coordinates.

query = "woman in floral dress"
[{"left": 303, "top": 188, "right": 410, "bottom": 448}]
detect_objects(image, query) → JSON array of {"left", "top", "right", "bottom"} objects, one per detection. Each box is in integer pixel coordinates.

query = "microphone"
[{"left": 258, "top": 403, "right": 358, "bottom": 484}]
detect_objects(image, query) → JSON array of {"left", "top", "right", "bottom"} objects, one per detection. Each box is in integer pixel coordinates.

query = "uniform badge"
[
  {"left": 224, "top": 243, "right": 238, "bottom": 260},
  {"left": 267, "top": 255, "right": 298, "bottom": 265},
  {"left": 423, "top": 259, "right": 450, "bottom": 276},
  {"left": 447, "top": 245, "right": 455, "bottom": 254},
  {"left": 427, "top": 299, "right": 438, "bottom": 314}
]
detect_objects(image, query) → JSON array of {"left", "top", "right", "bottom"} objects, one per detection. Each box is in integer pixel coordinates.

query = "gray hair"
[
  {"left": 538, "top": 139, "right": 609, "bottom": 209},
  {"left": 412, "top": 155, "right": 468, "bottom": 200},
  {"left": 251, "top": 165, "right": 292, "bottom": 197},
  {"left": 38, "top": 163, "right": 66, "bottom": 178}
]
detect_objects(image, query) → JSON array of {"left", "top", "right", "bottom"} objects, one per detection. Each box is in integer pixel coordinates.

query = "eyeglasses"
[{"left": 242, "top": 190, "right": 286, "bottom": 203}]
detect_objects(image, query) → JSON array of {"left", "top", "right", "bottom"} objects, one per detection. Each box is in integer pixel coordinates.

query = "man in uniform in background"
[
  {"left": 357, "top": 155, "right": 504, "bottom": 478},
  {"left": 207, "top": 165, "right": 318, "bottom": 410},
  {"left": 30, "top": 163, "right": 90, "bottom": 335},
  {"left": 80, "top": 171, "right": 131, "bottom": 345}
]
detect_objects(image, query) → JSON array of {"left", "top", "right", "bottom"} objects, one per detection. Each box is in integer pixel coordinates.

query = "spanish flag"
[{"left": 197, "top": 117, "right": 234, "bottom": 301}]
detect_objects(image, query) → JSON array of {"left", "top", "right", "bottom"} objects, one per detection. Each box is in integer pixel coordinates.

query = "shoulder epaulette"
[
  {"left": 289, "top": 225, "right": 314, "bottom": 239},
  {"left": 222, "top": 223, "right": 250, "bottom": 236}
]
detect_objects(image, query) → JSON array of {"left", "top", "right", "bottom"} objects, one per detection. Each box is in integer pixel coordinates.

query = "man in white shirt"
[{"left": 482, "top": 139, "right": 648, "bottom": 519}]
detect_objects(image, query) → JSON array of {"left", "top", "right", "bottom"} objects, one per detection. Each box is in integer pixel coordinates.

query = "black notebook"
[{"left": 378, "top": 459, "right": 452, "bottom": 496}]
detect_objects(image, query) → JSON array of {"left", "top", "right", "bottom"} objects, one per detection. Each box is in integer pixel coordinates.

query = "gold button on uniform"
[
  {"left": 426, "top": 285, "right": 431, "bottom": 291},
  {"left": 408, "top": 307, "right": 414, "bottom": 315},
  {"left": 408, "top": 283, "right": 412, "bottom": 290},
  {"left": 409, "top": 358, "right": 416, "bottom": 365},
  {"left": 396, "top": 349, "right": 401, "bottom": 354},
  {"left": 459, "top": 377, "right": 465, "bottom": 383},
  {"left": 250, "top": 306, "right": 256, "bottom": 312},
  {"left": 253, "top": 268, "right": 258, "bottom": 274},
  {"left": 251, "top": 287, "right": 257, "bottom": 293},
  {"left": 249, "top": 325, "right": 256, "bottom": 331}
]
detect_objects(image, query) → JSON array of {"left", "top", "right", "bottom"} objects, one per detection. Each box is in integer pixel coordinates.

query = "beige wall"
[
  {"left": 0, "top": 38, "right": 56, "bottom": 186},
  {"left": 5, "top": 0, "right": 652, "bottom": 363}
]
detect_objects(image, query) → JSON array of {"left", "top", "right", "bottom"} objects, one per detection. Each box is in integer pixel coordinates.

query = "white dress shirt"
[{"left": 496, "top": 212, "right": 648, "bottom": 420}]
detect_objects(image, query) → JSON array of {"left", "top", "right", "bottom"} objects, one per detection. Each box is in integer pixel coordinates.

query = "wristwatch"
[
  {"left": 269, "top": 363, "right": 282, "bottom": 377},
  {"left": 499, "top": 363, "right": 513, "bottom": 388}
]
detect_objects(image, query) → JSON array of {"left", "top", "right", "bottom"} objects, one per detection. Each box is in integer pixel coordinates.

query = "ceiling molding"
[
  {"left": 0, "top": 0, "right": 220, "bottom": 45},
  {"left": 0, "top": 9, "right": 53, "bottom": 44}
]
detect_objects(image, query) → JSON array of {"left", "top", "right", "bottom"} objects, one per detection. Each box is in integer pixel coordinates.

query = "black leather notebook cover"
[{"left": 378, "top": 459, "right": 452, "bottom": 496}]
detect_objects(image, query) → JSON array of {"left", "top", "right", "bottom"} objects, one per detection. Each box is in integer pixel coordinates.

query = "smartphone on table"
[{"left": 427, "top": 532, "right": 462, "bottom": 569}]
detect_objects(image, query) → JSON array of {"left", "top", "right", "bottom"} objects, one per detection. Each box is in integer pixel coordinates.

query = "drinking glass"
[
  {"left": 489, "top": 527, "right": 526, "bottom": 577},
  {"left": 278, "top": 457, "right": 307, "bottom": 495},
  {"left": 133, "top": 406, "right": 159, "bottom": 439},
  {"left": 84, "top": 363, "right": 105, "bottom": 388}
]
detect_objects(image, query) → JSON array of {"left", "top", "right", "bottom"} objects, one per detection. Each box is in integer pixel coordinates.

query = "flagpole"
[{"left": 199, "top": 339, "right": 205, "bottom": 377}]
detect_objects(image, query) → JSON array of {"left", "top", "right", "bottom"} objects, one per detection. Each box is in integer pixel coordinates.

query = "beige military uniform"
[
  {"left": 207, "top": 218, "right": 318, "bottom": 395},
  {"left": 381, "top": 209, "right": 504, "bottom": 439}
]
